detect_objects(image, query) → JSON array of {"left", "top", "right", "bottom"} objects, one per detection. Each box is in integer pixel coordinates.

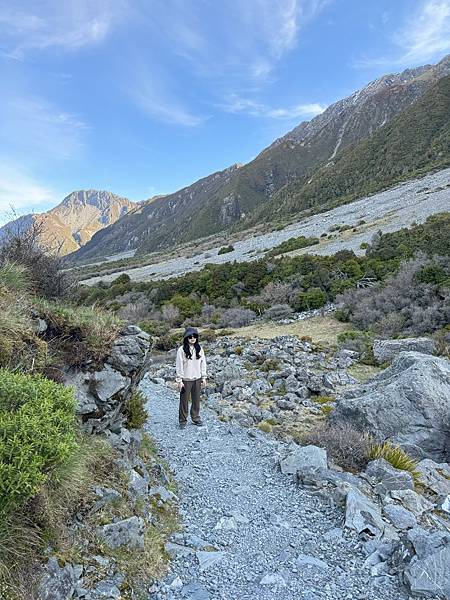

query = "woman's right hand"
[{"left": 177, "top": 381, "right": 185, "bottom": 391}]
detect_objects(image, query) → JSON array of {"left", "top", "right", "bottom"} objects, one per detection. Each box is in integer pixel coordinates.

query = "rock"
[
  {"left": 107, "top": 329, "right": 151, "bottom": 376},
  {"left": 128, "top": 469, "right": 149, "bottom": 497},
  {"left": 89, "top": 365, "right": 130, "bottom": 403},
  {"left": 296, "top": 466, "right": 368, "bottom": 506},
  {"left": 389, "top": 489, "right": 434, "bottom": 516},
  {"left": 402, "top": 529, "right": 450, "bottom": 598},
  {"left": 34, "top": 317, "right": 48, "bottom": 334},
  {"left": 148, "top": 485, "right": 176, "bottom": 503},
  {"left": 373, "top": 338, "right": 436, "bottom": 363},
  {"left": 333, "top": 352, "right": 450, "bottom": 461},
  {"left": 295, "top": 553, "right": 329, "bottom": 569},
  {"left": 259, "top": 573, "right": 286, "bottom": 586},
  {"left": 89, "top": 577, "right": 123, "bottom": 599},
  {"left": 38, "top": 557, "right": 79, "bottom": 600},
  {"left": 196, "top": 550, "right": 225, "bottom": 572},
  {"left": 181, "top": 581, "right": 210, "bottom": 600},
  {"left": 415, "top": 459, "right": 450, "bottom": 497},
  {"left": 345, "top": 488, "right": 386, "bottom": 538},
  {"left": 164, "top": 542, "right": 194, "bottom": 557},
  {"left": 97, "top": 516, "right": 145, "bottom": 550},
  {"left": 442, "top": 495, "right": 450, "bottom": 514},
  {"left": 383, "top": 504, "right": 417, "bottom": 530},
  {"left": 64, "top": 370, "right": 98, "bottom": 415},
  {"left": 214, "top": 516, "right": 238, "bottom": 531},
  {"left": 365, "top": 458, "right": 414, "bottom": 496},
  {"left": 279, "top": 445, "right": 327, "bottom": 475}
]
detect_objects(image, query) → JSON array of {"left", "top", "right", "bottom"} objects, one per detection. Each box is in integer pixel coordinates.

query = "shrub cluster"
[
  {"left": 0, "top": 369, "right": 78, "bottom": 519},
  {"left": 78, "top": 214, "right": 450, "bottom": 338}
]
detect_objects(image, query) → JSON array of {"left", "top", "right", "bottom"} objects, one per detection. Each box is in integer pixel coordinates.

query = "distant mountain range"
[
  {"left": 0, "top": 190, "right": 139, "bottom": 255},
  {"left": 69, "top": 53, "right": 450, "bottom": 263},
  {"left": 3, "top": 55, "right": 449, "bottom": 264}
]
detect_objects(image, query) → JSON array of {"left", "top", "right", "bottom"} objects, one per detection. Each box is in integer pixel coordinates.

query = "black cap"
[{"left": 183, "top": 327, "right": 199, "bottom": 339}]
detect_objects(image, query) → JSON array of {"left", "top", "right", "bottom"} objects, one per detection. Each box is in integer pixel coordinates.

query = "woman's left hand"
[{"left": 201, "top": 378, "right": 207, "bottom": 387}]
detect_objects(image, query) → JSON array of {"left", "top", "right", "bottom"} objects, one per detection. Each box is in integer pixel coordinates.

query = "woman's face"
[{"left": 188, "top": 334, "right": 197, "bottom": 344}]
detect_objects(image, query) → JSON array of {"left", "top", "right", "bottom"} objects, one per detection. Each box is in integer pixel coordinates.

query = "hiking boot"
[
  {"left": 179, "top": 422, "right": 187, "bottom": 430},
  {"left": 193, "top": 419, "right": 204, "bottom": 426}
]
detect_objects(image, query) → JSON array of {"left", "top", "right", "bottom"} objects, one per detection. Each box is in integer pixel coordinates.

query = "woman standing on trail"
[{"left": 175, "top": 327, "right": 207, "bottom": 429}]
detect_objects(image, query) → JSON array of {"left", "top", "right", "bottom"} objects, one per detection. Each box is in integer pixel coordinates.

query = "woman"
[{"left": 175, "top": 327, "right": 207, "bottom": 429}]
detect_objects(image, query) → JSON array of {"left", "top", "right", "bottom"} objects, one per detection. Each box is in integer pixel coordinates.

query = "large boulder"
[
  {"left": 332, "top": 352, "right": 450, "bottom": 462},
  {"left": 373, "top": 338, "right": 436, "bottom": 364}
]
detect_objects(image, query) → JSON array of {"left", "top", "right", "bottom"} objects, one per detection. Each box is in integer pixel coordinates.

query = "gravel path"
[
  {"left": 142, "top": 380, "right": 408, "bottom": 600},
  {"left": 83, "top": 167, "right": 450, "bottom": 285}
]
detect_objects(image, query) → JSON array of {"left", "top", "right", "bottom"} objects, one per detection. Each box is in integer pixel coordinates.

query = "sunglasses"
[{"left": 188, "top": 335, "right": 198, "bottom": 339}]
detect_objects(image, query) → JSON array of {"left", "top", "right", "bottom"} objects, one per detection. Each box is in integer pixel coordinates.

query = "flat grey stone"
[
  {"left": 279, "top": 444, "right": 327, "bottom": 475},
  {"left": 295, "top": 553, "right": 329, "bottom": 569},
  {"left": 345, "top": 487, "right": 386, "bottom": 538},
  {"left": 373, "top": 338, "right": 436, "bottom": 363},
  {"left": 196, "top": 550, "right": 225, "bottom": 572},
  {"left": 383, "top": 504, "right": 417, "bottom": 530},
  {"left": 259, "top": 573, "right": 286, "bottom": 586},
  {"left": 97, "top": 516, "right": 144, "bottom": 550}
]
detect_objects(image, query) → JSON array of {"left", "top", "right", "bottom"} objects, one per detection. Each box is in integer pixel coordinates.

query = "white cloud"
[
  {"left": 145, "top": 0, "right": 327, "bottom": 82},
  {"left": 221, "top": 95, "right": 326, "bottom": 119},
  {"left": 0, "top": 91, "right": 87, "bottom": 160},
  {"left": 0, "top": 0, "right": 125, "bottom": 58},
  {"left": 125, "top": 61, "right": 207, "bottom": 127},
  {"left": 357, "top": 0, "right": 450, "bottom": 67},
  {"left": 0, "top": 164, "right": 57, "bottom": 217}
]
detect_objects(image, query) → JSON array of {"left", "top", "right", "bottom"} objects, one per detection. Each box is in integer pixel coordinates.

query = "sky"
[{"left": 1, "top": 0, "right": 450, "bottom": 221}]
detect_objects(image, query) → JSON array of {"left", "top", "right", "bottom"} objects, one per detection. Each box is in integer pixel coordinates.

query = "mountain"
[
  {"left": 0, "top": 190, "right": 139, "bottom": 255},
  {"left": 259, "top": 74, "right": 450, "bottom": 220},
  {"left": 69, "top": 54, "right": 450, "bottom": 263}
]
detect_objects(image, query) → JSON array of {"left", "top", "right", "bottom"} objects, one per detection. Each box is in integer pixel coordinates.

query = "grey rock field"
[
  {"left": 142, "top": 379, "right": 408, "bottom": 600},
  {"left": 82, "top": 167, "right": 450, "bottom": 285}
]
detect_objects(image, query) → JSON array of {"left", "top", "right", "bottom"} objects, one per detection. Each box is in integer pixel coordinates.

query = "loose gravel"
[
  {"left": 142, "top": 380, "right": 408, "bottom": 600},
  {"left": 83, "top": 167, "right": 450, "bottom": 285}
]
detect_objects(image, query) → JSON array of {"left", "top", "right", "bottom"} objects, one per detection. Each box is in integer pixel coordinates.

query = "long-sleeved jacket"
[{"left": 175, "top": 345, "right": 207, "bottom": 382}]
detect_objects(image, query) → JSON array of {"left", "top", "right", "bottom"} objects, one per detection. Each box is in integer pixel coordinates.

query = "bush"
[
  {"left": 295, "top": 287, "right": 327, "bottom": 311},
  {"left": 124, "top": 391, "right": 148, "bottom": 429},
  {"left": 263, "top": 304, "right": 293, "bottom": 321},
  {"left": 138, "top": 320, "right": 170, "bottom": 337},
  {"left": 369, "top": 442, "right": 420, "bottom": 483},
  {"left": 338, "top": 256, "right": 450, "bottom": 337},
  {"left": 0, "top": 369, "right": 78, "bottom": 518},
  {"left": 305, "top": 422, "right": 373, "bottom": 472},
  {"left": 0, "top": 221, "right": 75, "bottom": 299},
  {"left": 218, "top": 245, "right": 234, "bottom": 255},
  {"left": 154, "top": 333, "right": 180, "bottom": 351},
  {"left": 218, "top": 307, "right": 256, "bottom": 328},
  {"left": 337, "top": 330, "right": 375, "bottom": 364}
]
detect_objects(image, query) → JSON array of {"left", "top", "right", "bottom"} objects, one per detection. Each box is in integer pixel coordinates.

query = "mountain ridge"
[
  {"left": 0, "top": 190, "right": 139, "bottom": 255},
  {"left": 70, "top": 54, "right": 450, "bottom": 263}
]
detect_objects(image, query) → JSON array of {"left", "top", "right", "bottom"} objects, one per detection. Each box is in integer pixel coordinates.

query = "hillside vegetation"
[
  {"left": 266, "top": 75, "right": 450, "bottom": 219},
  {"left": 79, "top": 213, "right": 450, "bottom": 346}
]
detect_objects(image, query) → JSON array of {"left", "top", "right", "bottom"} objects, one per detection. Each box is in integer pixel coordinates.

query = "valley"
[{"left": 80, "top": 166, "right": 450, "bottom": 285}]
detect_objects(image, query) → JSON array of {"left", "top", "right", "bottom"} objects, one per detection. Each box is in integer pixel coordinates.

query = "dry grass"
[
  {"left": 224, "top": 315, "right": 350, "bottom": 346},
  {"left": 347, "top": 363, "right": 382, "bottom": 383}
]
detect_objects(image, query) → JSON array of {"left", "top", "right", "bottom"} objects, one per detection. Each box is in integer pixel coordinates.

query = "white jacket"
[{"left": 176, "top": 345, "right": 207, "bottom": 382}]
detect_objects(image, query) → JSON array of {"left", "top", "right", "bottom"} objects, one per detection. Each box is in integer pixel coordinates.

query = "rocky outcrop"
[
  {"left": 373, "top": 337, "right": 436, "bottom": 364},
  {"left": 332, "top": 352, "right": 450, "bottom": 461},
  {"left": 64, "top": 325, "right": 152, "bottom": 434}
]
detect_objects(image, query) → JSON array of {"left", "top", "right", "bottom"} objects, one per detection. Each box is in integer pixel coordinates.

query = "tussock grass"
[
  {"left": 369, "top": 442, "right": 421, "bottom": 483},
  {"left": 34, "top": 298, "right": 122, "bottom": 364}
]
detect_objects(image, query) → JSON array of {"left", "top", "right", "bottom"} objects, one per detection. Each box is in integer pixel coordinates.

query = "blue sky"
[{"left": 1, "top": 0, "right": 450, "bottom": 220}]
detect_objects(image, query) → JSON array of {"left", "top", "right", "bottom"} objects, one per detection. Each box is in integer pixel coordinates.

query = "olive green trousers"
[{"left": 179, "top": 378, "right": 202, "bottom": 424}]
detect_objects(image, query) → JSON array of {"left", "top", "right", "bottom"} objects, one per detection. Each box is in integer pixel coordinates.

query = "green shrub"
[
  {"left": 199, "top": 328, "right": 216, "bottom": 342},
  {"left": 138, "top": 320, "right": 170, "bottom": 337},
  {"left": 165, "top": 294, "right": 202, "bottom": 320},
  {"left": 295, "top": 287, "right": 327, "bottom": 311},
  {"left": 234, "top": 346, "right": 243, "bottom": 355},
  {"left": 218, "top": 245, "right": 234, "bottom": 255},
  {"left": 369, "top": 442, "right": 420, "bottom": 483},
  {"left": 154, "top": 333, "right": 180, "bottom": 351},
  {"left": 360, "top": 242, "right": 369, "bottom": 250},
  {"left": 125, "top": 391, "right": 148, "bottom": 429},
  {"left": 0, "top": 370, "right": 78, "bottom": 518}
]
